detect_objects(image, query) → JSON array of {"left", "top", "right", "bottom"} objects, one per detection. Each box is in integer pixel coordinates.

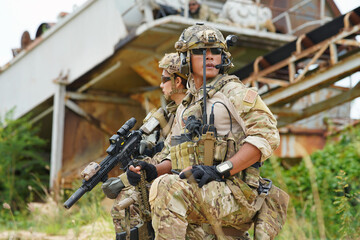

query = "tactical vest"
[
  {"left": 170, "top": 75, "right": 260, "bottom": 188},
  {"left": 169, "top": 76, "right": 289, "bottom": 238}
]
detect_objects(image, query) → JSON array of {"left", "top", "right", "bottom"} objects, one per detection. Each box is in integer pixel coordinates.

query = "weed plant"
[
  {"left": 262, "top": 125, "right": 360, "bottom": 239},
  {"left": 0, "top": 109, "right": 114, "bottom": 237}
]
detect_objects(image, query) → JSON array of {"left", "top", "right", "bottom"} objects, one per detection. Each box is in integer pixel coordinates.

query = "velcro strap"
[
  {"left": 253, "top": 192, "right": 267, "bottom": 211},
  {"left": 119, "top": 173, "right": 130, "bottom": 188}
]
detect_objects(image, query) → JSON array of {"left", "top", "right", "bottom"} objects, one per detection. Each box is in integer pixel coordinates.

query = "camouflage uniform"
[
  {"left": 111, "top": 53, "right": 185, "bottom": 234},
  {"left": 189, "top": 3, "right": 218, "bottom": 22},
  {"left": 111, "top": 155, "right": 164, "bottom": 233},
  {"left": 149, "top": 24, "right": 288, "bottom": 240}
]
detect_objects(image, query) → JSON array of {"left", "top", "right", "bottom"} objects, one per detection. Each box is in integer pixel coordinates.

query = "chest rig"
[
  {"left": 170, "top": 75, "right": 260, "bottom": 188},
  {"left": 170, "top": 76, "right": 240, "bottom": 165}
]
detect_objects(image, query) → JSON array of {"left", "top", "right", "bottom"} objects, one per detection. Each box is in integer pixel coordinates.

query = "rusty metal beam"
[
  {"left": 29, "top": 106, "right": 53, "bottom": 124},
  {"left": 66, "top": 91, "right": 135, "bottom": 105},
  {"left": 65, "top": 99, "right": 113, "bottom": 136},
  {"left": 263, "top": 51, "right": 360, "bottom": 107},
  {"left": 294, "top": 43, "right": 328, "bottom": 83},
  {"left": 243, "top": 24, "right": 360, "bottom": 85},
  {"left": 277, "top": 80, "right": 360, "bottom": 127},
  {"left": 258, "top": 77, "right": 290, "bottom": 87},
  {"left": 270, "top": 107, "right": 301, "bottom": 117},
  {"left": 77, "top": 61, "right": 121, "bottom": 93},
  {"left": 336, "top": 39, "right": 360, "bottom": 47}
]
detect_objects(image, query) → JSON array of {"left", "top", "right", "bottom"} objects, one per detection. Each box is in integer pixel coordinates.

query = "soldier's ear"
[{"left": 175, "top": 77, "right": 182, "bottom": 88}]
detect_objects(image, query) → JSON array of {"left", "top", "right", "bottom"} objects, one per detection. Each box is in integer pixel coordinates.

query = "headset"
[{"left": 179, "top": 35, "right": 238, "bottom": 76}]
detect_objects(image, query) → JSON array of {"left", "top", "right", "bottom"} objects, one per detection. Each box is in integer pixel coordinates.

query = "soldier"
[
  {"left": 188, "top": 0, "right": 217, "bottom": 22},
  {"left": 102, "top": 53, "right": 188, "bottom": 236},
  {"left": 126, "top": 23, "right": 289, "bottom": 239}
]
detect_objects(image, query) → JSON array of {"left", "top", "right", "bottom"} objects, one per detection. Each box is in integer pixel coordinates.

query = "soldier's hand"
[
  {"left": 101, "top": 177, "right": 125, "bottom": 199},
  {"left": 179, "top": 165, "right": 224, "bottom": 188},
  {"left": 126, "top": 161, "right": 158, "bottom": 186}
]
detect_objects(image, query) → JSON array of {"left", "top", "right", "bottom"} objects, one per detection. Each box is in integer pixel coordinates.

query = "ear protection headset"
[
  {"left": 179, "top": 49, "right": 231, "bottom": 74},
  {"left": 178, "top": 37, "right": 237, "bottom": 76}
]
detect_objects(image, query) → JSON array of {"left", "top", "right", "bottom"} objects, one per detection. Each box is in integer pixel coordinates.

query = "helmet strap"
[{"left": 187, "top": 50, "right": 192, "bottom": 74}]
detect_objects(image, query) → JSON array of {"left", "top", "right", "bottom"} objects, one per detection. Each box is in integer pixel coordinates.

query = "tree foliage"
[{"left": 0, "top": 109, "right": 48, "bottom": 210}]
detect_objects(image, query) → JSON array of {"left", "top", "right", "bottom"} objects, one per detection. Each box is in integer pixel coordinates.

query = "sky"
[{"left": 0, "top": 0, "right": 359, "bottom": 117}]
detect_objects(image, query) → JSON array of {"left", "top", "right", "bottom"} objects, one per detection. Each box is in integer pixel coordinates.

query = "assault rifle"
[{"left": 64, "top": 114, "right": 161, "bottom": 209}]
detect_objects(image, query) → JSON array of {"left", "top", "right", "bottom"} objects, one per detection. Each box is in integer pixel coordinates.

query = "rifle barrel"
[{"left": 64, "top": 186, "right": 87, "bottom": 209}]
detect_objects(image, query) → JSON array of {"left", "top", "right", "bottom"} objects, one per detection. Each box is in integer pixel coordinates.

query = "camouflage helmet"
[
  {"left": 158, "top": 53, "right": 187, "bottom": 98},
  {"left": 158, "top": 53, "right": 184, "bottom": 78},
  {"left": 175, "top": 23, "right": 228, "bottom": 52},
  {"left": 174, "top": 23, "right": 233, "bottom": 75}
]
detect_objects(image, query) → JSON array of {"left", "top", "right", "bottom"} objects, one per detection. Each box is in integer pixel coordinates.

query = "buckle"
[
  {"left": 251, "top": 162, "right": 262, "bottom": 169},
  {"left": 258, "top": 178, "right": 272, "bottom": 195}
]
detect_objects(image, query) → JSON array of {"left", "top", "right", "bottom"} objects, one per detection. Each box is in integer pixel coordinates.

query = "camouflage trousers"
[
  {"left": 111, "top": 177, "right": 250, "bottom": 239},
  {"left": 111, "top": 185, "right": 142, "bottom": 233},
  {"left": 149, "top": 174, "right": 258, "bottom": 240},
  {"left": 111, "top": 183, "right": 237, "bottom": 239}
]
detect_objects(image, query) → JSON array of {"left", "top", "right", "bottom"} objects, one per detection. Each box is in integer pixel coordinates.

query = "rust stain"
[{"left": 274, "top": 131, "right": 326, "bottom": 158}]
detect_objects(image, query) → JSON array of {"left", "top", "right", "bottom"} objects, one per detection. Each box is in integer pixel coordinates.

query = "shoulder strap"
[
  {"left": 207, "top": 74, "right": 240, "bottom": 98},
  {"left": 207, "top": 75, "right": 246, "bottom": 134}
]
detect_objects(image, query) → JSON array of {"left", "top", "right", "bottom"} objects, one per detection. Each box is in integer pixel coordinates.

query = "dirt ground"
[
  {"left": 0, "top": 219, "right": 115, "bottom": 240},
  {"left": 0, "top": 198, "right": 116, "bottom": 240}
]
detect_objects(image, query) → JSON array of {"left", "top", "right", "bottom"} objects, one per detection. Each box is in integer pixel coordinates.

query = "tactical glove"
[
  {"left": 139, "top": 140, "right": 164, "bottom": 157},
  {"left": 179, "top": 165, "right": 226, "bottom": 188},
  {"left": 126, "top": 161, "right": 158, "bottom": 186},
  {"left": 101, "top": 177, "right": 125, "bottom": 199}
]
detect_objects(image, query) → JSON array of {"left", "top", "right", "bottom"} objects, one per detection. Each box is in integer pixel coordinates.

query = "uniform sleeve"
[
  {"left": 241, "top": 96, "right": 280, "bottom": 162},
  {"left": 152, "top": 140, "right": 171, "bottom": 164},
  {"left": 224, "top": 81, "right": 280, "bottom": 162}
]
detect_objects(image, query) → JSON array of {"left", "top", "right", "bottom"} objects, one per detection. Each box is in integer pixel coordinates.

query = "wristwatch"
[{"left": 216, "top": 161, "right": 233, "bottom": 177}]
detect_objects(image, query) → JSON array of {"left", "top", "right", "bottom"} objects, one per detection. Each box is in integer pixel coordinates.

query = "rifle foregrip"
[{"left": 64, "top": 186, "right": 87, "bottom": 209}]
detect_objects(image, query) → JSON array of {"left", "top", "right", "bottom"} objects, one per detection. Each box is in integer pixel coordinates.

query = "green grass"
[
  {"left": 1, "top": 180, "right": 115, "bottom": 238},
  {"left": 261, "top": 126, "right": 360, "bottom": 239}
]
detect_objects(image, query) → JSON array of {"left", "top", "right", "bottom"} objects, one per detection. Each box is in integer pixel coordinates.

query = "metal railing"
[
  {"left": 271, "top": 0, "right": 332, "bottom": 34},
  {"left": 119, "top": 0, "right": 333, "bottom": 35}
]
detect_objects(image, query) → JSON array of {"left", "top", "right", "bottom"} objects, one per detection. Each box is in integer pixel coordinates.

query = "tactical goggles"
[
  {"left": 161, "top": 76, "right": 172, "bottom": 83},
  {"left": 191, "top": 48, "right": 222, "bottom": 55}
]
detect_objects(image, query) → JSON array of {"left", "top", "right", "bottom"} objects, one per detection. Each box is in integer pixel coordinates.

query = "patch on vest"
[{"left": 243, "top": 89, "right": 258, "bottom": 104}]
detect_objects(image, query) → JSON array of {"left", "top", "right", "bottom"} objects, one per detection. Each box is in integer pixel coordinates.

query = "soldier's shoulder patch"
[{"left": 243, "top": 89, "right": 258, "bottom": 104}]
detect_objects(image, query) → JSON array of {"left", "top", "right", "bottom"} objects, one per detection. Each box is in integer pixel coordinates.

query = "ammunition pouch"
[
  {"left": 170, "top": 130, "right": 260, "bottom": 188},
  {"left": 170, "top": 132, "right": 236, "bottom": 170},
  {"left": 170, "top": 140, "right": 198, "bottom": 170}
]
